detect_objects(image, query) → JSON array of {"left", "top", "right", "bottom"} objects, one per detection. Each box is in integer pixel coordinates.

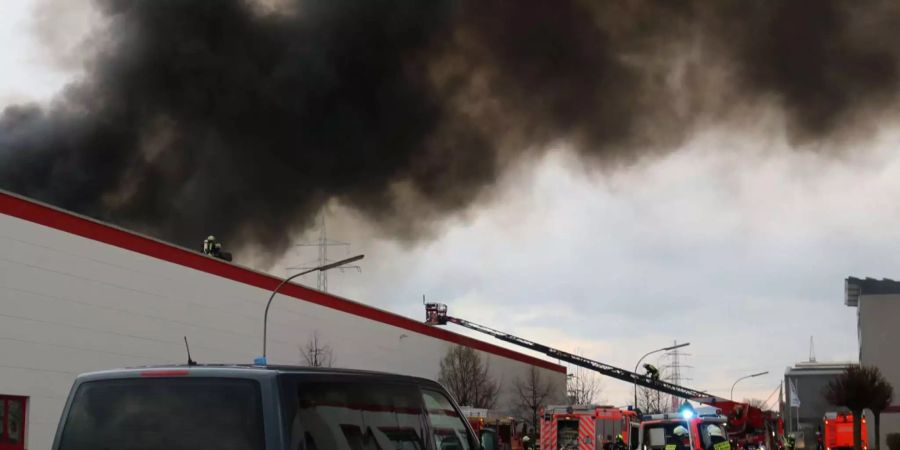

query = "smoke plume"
[{"left": 2, "top": 0, "right": 899, "bottom": 259}]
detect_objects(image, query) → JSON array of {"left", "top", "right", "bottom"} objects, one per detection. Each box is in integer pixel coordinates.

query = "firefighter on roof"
[{"left": 202, "top": 235, "right": 233, "bottom": 261}]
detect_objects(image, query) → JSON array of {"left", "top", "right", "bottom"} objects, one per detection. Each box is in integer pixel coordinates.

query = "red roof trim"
[
  {"left": 885, "top": 406, "right": 900, "bottom": 413},
  {"left": 0, "top": 191, "right": 565, "bottom": 373}
]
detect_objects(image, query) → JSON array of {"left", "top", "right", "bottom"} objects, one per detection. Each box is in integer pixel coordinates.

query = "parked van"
[{"left": 52, "top": 365, "right": 480, "bottom": 450}]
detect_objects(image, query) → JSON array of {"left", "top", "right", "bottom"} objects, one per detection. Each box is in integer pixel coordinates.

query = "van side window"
[
  {"left": 420, "top": 390, "right": 474, "bottom": 450},
  {"left": 286, "top": 381, "right": 427, "bottom": 450}
]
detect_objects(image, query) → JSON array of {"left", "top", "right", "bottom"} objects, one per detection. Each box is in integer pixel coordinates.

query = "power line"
[
  {"left": 287, "top": 212, "right": 360, "bottom": 292},
  {"left": 763, "top": 381, "right": 783, "bottom": 410}
]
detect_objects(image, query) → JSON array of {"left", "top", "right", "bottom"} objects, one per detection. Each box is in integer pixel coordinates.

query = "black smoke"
[{"left": 2, "top": 0, "right": 899, "bottom": 259}]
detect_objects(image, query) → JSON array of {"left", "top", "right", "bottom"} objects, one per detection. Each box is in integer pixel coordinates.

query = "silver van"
[{"left": 52, "top": 365, "right": 480, "bottom": 450}]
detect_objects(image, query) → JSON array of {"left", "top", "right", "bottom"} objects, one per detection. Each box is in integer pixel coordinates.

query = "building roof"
[
  {"left": 785, "top": 361, "right": 853, "bottom": 376},
  {"left": 0, "top": 190, "right": 565, "bottom": 373},
  {"left": 845, "top": 277, "right": 900, "bottom": 307}
]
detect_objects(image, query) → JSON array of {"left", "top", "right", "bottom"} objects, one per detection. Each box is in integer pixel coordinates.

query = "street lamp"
[
  {"left": 633, "top": 342, "right": 691, "bottom": 409},
  {"left": 258, "top": 254, "right": 364, "bottom": 364},
  {"left": 731, "top": 371, "right": 769, "bottom": 400}
]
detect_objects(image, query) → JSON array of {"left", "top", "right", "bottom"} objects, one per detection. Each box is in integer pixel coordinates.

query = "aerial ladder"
[
  {"left": 425, "top": 302, "right": 722, "bottom": 403},
  {"left": 424, "top": 303, "right": 782, "bottom": 449}
]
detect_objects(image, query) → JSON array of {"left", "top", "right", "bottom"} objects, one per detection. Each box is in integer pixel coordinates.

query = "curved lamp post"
[
  {"left": 633, "top": 342, "right": 691, "bottom": 408},
  {"left": 731, "top": 371, "right": 769, "bottom": 400},
  {"left": 258, "top": 254, "right": 364, "bottom": 364}
]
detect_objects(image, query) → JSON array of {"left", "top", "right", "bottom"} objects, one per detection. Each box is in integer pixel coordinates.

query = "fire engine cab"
[{"left": 639, "top": 405, "right": 731, "bottom": 450}]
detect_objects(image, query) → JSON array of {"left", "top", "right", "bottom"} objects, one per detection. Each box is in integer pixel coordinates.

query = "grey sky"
[{"left": 3, "top": 0, "right": 895, "bottom": 407}]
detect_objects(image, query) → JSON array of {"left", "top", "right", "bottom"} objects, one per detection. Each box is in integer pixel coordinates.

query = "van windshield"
[{"left": 58, "top": 378, "right": 264, "bottom": 450}]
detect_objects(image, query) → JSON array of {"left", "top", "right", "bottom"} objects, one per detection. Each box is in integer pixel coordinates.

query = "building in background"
[
  {"left": 845, "top": 277, "right": 900, "bottom": 447},
  {"left": 0, "top": 191, "right": 568, "bottom": 449},
  {"left": 784, "top": 362, "right": 853, "bottom": 449}
]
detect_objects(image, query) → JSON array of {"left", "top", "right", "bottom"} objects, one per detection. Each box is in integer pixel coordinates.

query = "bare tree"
[
  {"left": 514, "top": 366, "right": 554, "bottom": 434},
  {"left": 439, "top": 345, "right": 500, "bottom": 408},
  {"left": 301, "top": 331, "right": 335, "bottom": 367},
  {"left": 567, "top": 370, "right": 603, "bottom": 405},
  {"left": 824, "top": 365, "right": 894, "bottom": 450},
  {"left": 636, "top": 386, "right": 668, "bottom": 414}
]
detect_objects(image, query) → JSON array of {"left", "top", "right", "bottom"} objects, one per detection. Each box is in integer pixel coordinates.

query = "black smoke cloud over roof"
[{"left": 2, "top": 0, "right": 899, "bottom": 259}]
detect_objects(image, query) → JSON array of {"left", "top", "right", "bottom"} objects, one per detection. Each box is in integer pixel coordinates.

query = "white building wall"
[
  {"left": 0, "top": 197, "right": 567, "bottom": 449},
  {"left": 858, "top": 294, "right": 900, "bottom": 447}
]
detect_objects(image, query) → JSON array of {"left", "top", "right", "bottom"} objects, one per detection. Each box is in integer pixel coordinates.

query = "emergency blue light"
[{"left": 678, "top": 402, "right": 696, "bottom": 420}]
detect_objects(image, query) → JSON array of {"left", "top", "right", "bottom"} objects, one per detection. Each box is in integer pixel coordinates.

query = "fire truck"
[
  {"left": 540, "top": 405, "right": 640, "bottom": 450},
  {"left": 700, "top": 400, "right": 783, "bottom": 450},
  {"left": 424, "top": 303, "right": 784, "bottom": 450},
  {"left": 822, "top": 412, "right": 868, "bottom": 450},
  {"left": 461, "top": 407, "right": 525, "bottom": 450},
  {"left": 638, "top": 405, "right": 730, "bottom": 450}
]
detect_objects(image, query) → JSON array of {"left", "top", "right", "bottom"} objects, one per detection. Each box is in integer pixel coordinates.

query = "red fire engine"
[
  {"left": 540, "top": 405, "right": 640, "bottom": 450},
  {"left": 463, "top": 408, "right": 525, "bottom": 450},
  {"left": 638, "top": 405, "right": 730, "bottom": 450},
  {"left": 823, "top": 412, "right": 868, "bottom": 450}
]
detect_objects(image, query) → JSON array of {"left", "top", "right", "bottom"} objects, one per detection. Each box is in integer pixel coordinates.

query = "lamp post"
[
  {"left": 731, "top": 371, "right": 769, "bottom": 400},
  {"left": 258, "top": 254, "right": 364, "bottom": 364},
  {"left": 633, "top": 342, "right": 691, "bottom": 409}
]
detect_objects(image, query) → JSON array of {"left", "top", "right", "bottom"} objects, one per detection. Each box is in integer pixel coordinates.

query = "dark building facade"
[{"left": 784, "top": 362, "right": 852, "bottom": 449}]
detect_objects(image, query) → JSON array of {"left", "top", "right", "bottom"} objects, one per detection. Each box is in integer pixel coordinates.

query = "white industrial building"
[
  {"left": 845, "top": 277, "right": 900, "bottom": 446},
  {"left": 0, "top": 190, "right": 567, "bottom": 449}
]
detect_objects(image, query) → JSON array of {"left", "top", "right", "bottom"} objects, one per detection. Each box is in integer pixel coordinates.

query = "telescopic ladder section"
[{"left": 424, "top": 302, "right": 726, "bottom": 403}]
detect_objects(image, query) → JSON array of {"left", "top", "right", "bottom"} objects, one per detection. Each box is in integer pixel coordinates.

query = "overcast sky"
[{"left": 4, "top": 0, "right": 898, "bottom": 407}]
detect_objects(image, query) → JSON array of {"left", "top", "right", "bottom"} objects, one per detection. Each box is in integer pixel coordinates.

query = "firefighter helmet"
[
  {"left": 707, "top": 425, "right": 725, "bottom": 439},
  {"left": 673, "top": 426, "right": 689, "bottom": 437}
]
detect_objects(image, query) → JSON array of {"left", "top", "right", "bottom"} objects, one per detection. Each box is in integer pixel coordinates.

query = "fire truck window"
[
  {"left": 643, "top": 423, "right": 690, "bottom": 450},
  {"left": 648, "top": 428, "right": 666, "bottom": 448}
]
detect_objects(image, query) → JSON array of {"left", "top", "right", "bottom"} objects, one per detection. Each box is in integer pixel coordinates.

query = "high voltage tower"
[
  {"left": 662, "top": 340, "right": 692, "bottom": 410},
  {"left": 288, "top": 213, "right": 361, "bottom": 292}
]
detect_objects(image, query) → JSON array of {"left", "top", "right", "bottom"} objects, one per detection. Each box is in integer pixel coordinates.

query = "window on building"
[{"left": 0, "top": 395, "right": 27, "bottom": 450}]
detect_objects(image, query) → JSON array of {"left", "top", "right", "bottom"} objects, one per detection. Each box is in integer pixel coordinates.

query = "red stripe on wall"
[
  {"left": 0, "top": 191, "right": 565, "bottom": 373},
  {"left": 885, "top": 406, "right": 900, "bottom": 413}
]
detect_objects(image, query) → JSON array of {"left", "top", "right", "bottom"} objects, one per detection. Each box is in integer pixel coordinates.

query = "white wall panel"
[{"left": 0, "top": 198, "right": 567, "bottom": 449}]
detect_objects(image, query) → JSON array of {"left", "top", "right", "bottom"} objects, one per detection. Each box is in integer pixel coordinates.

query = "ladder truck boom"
[{"left": 424, "top": 302, "right": 725, "bottom": 403}]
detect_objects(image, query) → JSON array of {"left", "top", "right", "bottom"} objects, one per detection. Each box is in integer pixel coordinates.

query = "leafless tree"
[
  {"left": 514, "top": 366, "right": 554, "bottom": 434},
  {"left": 567, "top": 364, "right": 603, "bottom": 405},
  {"left": 301, "top": 331, "right": 335, "bottom": 367},
  {"left": 636, "top": 386, "right": 668, "bottom": 414},
  {"left": 439, "top": 345, "right": 500, "bottom": 409}
]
